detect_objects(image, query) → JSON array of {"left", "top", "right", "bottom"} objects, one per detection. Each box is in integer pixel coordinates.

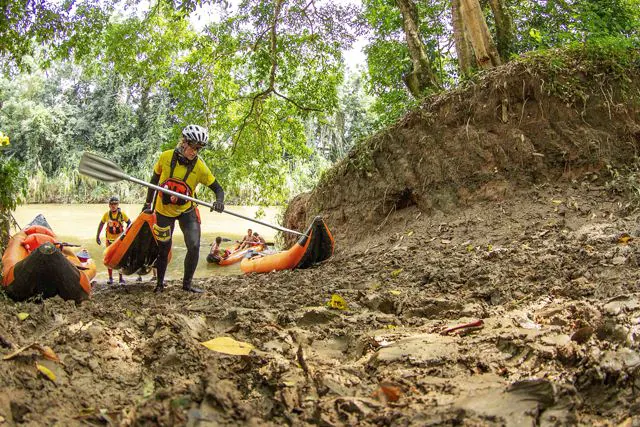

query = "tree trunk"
[
  {"left": 395, "top": 0, "right": 439, "bottom": 97},
  {"left": 451, "top": 0, "right": 475, "bottom": 77},
  {"left": 459, "top": 0, "right": 501, "bottom": 69},
  {"left": 137, "top": 84, "right": 150, "bottom": 135},
  {"left": 488, "top": 0, "right": 513, "bottom": 62}
]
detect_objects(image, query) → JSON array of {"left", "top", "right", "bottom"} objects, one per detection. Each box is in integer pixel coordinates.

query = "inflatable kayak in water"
[
  {"left": 240, "top": 216, "right": 334, "bottom": 274},
  {"left": 208, "top": 243, "right": 265, "bottom": 266},
  {"left": 1, "top": 215, "right": 96, "bottom": 302},
  {"left": 103, "top": 211, "right": 170, "bottom": 275}
]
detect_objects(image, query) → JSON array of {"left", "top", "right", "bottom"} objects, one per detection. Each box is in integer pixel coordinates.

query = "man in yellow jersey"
[
  {"left": 96, "top": 195, "right": 131, "bottom": 285},
  {"left": 143, "top": 124, "right": 224, "bottom": 293}
]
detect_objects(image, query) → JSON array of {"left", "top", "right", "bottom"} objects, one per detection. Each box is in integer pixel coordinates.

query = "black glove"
[
  {"left": 211, "top": 201, "right": 224, "bottom": 213},
  {"left": 96, "top": 237, "right": 101, "bottom": 246},
  {"left": 142, "top": 202, "right": 151, "bottom": 212}
]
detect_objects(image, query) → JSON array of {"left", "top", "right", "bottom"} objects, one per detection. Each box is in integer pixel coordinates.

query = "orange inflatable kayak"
[
  {"left": 207, "top": 242, "right": 238, "bottom": 264},
  {"left": 1, "top": 215, "right": 96, "bottom": 302},
  {"left": 103, "top": 211, "right": 170, "bottom": 275},
  {"left": 215, "top": 243, "right": 265, "bottom": 266},
  {"left": 240, "top": 216, "right": 334, "bottom": 274}
]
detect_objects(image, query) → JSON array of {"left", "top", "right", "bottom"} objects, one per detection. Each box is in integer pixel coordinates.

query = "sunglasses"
[{"left": 186, "top": 141, "right": 205, "bottom": 151}]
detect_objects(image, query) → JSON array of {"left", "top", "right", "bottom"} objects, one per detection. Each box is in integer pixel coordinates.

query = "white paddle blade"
[{"left": 79, "top": 152, "right": 126, "bottom": 183}]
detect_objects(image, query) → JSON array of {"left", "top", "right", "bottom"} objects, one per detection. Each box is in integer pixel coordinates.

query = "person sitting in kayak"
[
  {"left": 142, "top": 124, "right": 225, "bottom": 293},
  {"left": 237, "top": 228, "right": 253, "bottom": 250},
  {"left": 252, "top": 232, "right": 266, "bottom": 246},
  {"left": 207, "top": 236, "right": 223, "bottom": 263},
  {"left": 96, "top": 195, "right": 131, "bottom": 285}
]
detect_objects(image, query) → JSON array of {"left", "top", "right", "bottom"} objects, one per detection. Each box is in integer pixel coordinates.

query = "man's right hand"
[
  {"left": 96, "top": 237, "right": 101, "bottom": 246},
  {"left": 142, "top": 202, "right": 151, "bottom": 212}
]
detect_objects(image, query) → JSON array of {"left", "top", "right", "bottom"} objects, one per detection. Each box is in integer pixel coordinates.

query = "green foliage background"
[
  {"left": 0, "top": 0, "right": 639, "bottom": 217},
  {"left": 0, "top": 155, "right": 27, "bottom": 252}
]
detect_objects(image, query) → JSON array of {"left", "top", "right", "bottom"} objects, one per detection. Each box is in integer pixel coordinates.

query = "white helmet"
[{"left": 181, "top": 124, "right": 208, "bottom": 146}]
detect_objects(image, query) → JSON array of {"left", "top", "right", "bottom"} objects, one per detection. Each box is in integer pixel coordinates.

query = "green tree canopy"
[{"left": 1, "top": 0, "right": 639, "bottom": 207}]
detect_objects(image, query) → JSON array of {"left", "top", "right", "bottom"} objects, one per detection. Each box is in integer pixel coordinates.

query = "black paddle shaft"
[{"left": 79, "top": 152, "right": 306, "bottom": 237}]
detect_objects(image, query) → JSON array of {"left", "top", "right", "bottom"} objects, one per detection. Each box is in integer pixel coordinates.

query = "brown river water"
[{"left": 13, "top": 204, "right": 279, "bottom": 283}]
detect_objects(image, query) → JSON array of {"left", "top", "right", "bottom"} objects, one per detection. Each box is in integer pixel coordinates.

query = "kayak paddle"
[{"left": 78, "top": 151, "right": 306, "bottom": 237}]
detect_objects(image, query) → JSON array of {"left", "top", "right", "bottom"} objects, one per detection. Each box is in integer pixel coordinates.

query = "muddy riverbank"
[{"left": 1, "top": 183, "right": 639, "bottom": 425}]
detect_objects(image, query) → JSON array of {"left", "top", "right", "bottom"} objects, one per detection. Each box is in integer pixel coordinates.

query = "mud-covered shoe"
[
  {"left": 154, "top": 284, "right": 165, "bottom": 293},
  {"left": 136, "top": 276, "right": 143, "bottom": 282},
  {"left": 107, "top": 278, "right": 113, "bottom": 285},
  {"left": 119, "top": 277, "right": 126, "bottom": 285},
  {"left": 182, "top": 281, "right": 203, "bottom": 293}
]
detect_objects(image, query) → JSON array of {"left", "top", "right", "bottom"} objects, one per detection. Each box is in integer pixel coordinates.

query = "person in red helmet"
[{"left": 142, "top": 124, "right": 225, "bottom": 293}]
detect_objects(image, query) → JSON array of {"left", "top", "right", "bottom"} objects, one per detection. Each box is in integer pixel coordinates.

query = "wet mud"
[{"left": 1, "top": 183, "right": 639, "bottom": 425}]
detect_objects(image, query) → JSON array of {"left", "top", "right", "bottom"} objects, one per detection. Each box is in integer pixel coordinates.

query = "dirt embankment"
[{"left": 285, "top": 49, "right": 640, "bottom": 244}]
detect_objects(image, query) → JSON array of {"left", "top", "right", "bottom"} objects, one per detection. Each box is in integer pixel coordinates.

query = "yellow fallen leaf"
[
  {"left": 327, "top": 294, "right": 348, "bottom": 310},
  {"left": 551, "top": 199, "right": 563, "bottom": 205},
  {"left": 406, "top": 231, "right": 414, "bottom": 237},
  {"left": 466, "top": 244, "right": 474, "bottom": 252},
  {"left": 618, "top": 234, "right": 632, "bottom": 244},
  {"left": 389, "top": 290, "right": 401, "bottom": 295},
  {"left": 391, "top": 269, "right": 403, "bottom": 277},
  {"left": 36, "top": 363, "right": 56, "bottom": 382},
  {"left": 16, "top": 313, "right": 29, "bottom": 321},
  {"left": 200, "top": 337, "right": 254, "bottom": 356},
  {"left": 487, "top": 244, "right": 493, "bottom": 251}
]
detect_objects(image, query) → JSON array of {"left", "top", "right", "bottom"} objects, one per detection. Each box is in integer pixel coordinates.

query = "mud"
[
  {"left": 284, "top": 53, "right": 640, "bottom": 247},
  {"left": 1, "top": 182, "right": 639, "bottom": 425}
]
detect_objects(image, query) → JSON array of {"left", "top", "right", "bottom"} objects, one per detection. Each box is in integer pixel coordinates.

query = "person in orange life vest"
[
  {"left": 96, "top": 195, "right": 131, "bottom": 285},
  {"left": 142, "top": 124, "right": 224, "bottom": 293}
]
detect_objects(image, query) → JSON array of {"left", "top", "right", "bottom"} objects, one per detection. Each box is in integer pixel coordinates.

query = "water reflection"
[{"left": 14, "top": 204, "right": 280, "bottom": 283}]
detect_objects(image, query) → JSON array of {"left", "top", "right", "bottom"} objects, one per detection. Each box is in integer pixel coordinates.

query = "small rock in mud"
[
  {"left": 296, "top": 308, "right": 338, "bottom": 326},
  {"left": 571, "top": 326, "right": 594, "bottom": 344}
]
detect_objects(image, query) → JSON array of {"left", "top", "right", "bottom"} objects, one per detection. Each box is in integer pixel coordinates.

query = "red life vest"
[
  {"left": 160, "top": 151, "right": 196, "bottom": 206},
  {"left": 107, "top": 209, "right": 124, "bottom": 235},
  {"left": 21, "top": 226, "right": 57, "bottom": 252},
  {"left": 21, "top": 233, "right": 56, "bottom": 252}
]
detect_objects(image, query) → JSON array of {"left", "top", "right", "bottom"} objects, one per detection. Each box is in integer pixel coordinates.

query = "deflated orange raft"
[
  {"left": 240, "top": 216, "right": 334, "bottom": 274},
  {"left": 103, "top": 211, "right": 170, "bottom": 275},
  {"left": 1, "top": 215, "right": 96, "bottom": 302}
]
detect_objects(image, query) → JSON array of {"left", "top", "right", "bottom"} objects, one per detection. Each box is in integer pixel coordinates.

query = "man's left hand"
[{"left": 211, "top": 201, "right": 224, "bottom": 213}]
